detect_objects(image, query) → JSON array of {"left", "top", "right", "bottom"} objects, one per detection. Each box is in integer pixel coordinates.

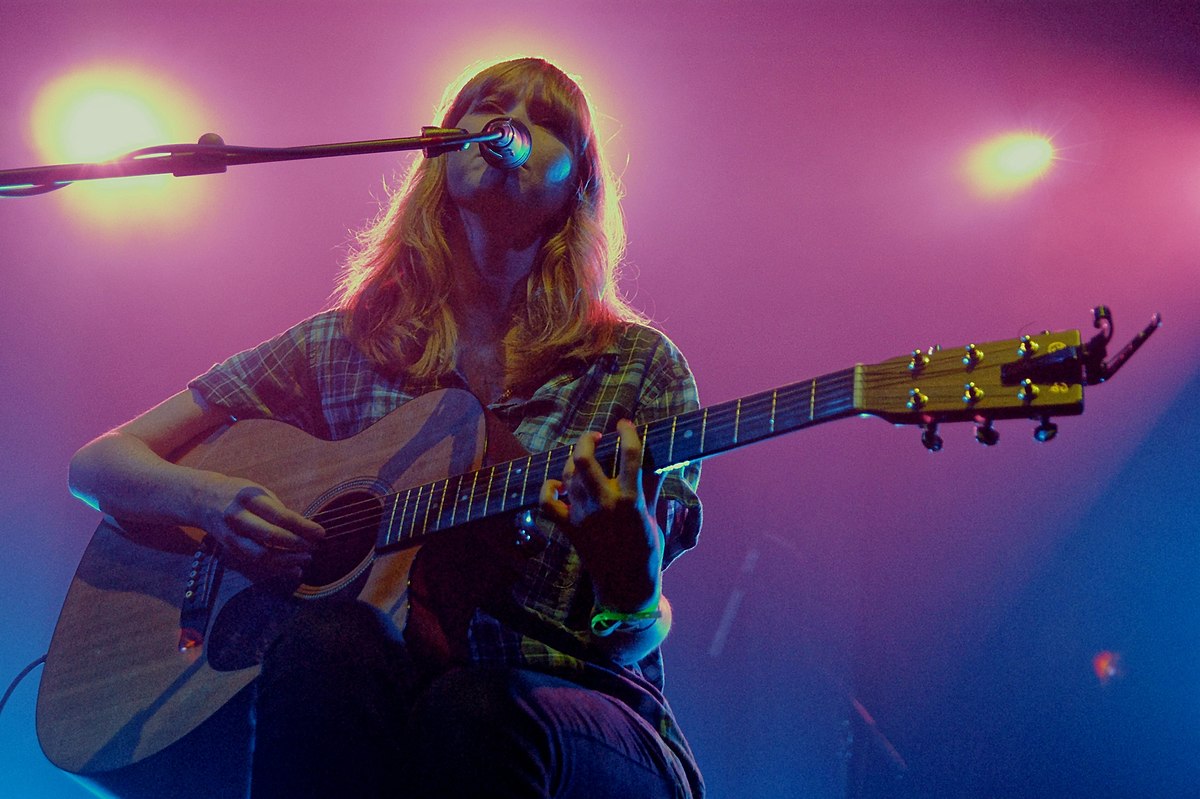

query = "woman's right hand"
[
  {"left": 70, "top": 389, "right": 325, "bottom": 580},
  {"left": 196, "top": 473, "right": 326, "bottom": 576}
]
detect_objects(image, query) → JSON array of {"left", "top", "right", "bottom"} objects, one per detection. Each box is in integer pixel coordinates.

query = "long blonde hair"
[{"left": 337, "top": 57, "right": 641, "bottom": 391}]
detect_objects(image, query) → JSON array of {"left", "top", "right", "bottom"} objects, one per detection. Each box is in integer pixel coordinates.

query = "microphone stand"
[{"left": 0, "top": 126, "right": 497, "bottom": 197}]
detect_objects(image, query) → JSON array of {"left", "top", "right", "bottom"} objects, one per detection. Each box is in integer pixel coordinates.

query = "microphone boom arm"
[{"left": 0, "top": 126, "right": 505, "bottom": 197}]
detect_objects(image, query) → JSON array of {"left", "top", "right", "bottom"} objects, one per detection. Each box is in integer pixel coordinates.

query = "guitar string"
[
  {"left": 304, "top": 363, "right": 1010, "bottom": 543},
  {"left": 298, "top": 364, "right": 995, "bottom": 545},
  {"left": 302, "top": 369, "right": 963, "bottom": 544},
  {"left": 298, "top": 357, "right": 1049, "bottom": 543},
  {"left": 305, "top": 372, "right": 861, "bottom": 539}
]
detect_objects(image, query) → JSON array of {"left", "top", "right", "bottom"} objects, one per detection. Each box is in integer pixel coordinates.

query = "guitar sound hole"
[{"left": 303, "top": 491, "right": 381, "bottom": 587}]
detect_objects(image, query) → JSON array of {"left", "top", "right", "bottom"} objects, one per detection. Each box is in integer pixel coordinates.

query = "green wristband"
[{"left": 590, "top": 606, "right": 662, "bottom": 637}]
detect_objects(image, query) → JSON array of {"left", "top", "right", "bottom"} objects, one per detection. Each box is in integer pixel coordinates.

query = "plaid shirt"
[{"left": 189, "top": 309, "right": 704, "bottom": 795}]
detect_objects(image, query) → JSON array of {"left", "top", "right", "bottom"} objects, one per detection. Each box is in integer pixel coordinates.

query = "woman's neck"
[{"left": 449, "top": 207, "right": 543, "bottom": 337}]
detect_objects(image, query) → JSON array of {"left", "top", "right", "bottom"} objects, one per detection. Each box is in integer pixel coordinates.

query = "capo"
[{"left": 1082, "top": 306, "right": 1163, "bottom": 385}]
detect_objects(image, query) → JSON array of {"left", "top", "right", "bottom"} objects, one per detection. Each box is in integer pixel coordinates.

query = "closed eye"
[{"left": 528, "top": 101, "right": 571, "bottom": 139}]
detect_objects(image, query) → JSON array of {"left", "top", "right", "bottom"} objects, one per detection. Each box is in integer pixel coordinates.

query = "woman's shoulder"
[
  {"left": 288, "top": 308, "right": 349, "bottom": 342},
  {"left": 612, "top": 322, "right": 693, "bottom": 372}
]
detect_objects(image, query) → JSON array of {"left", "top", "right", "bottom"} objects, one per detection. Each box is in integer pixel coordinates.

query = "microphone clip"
[{"left": 420, "top": 127, "right": 470, "bottom": 158}]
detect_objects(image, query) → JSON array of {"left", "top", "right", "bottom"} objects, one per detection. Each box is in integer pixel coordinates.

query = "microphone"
[{"left": 479, "top": 117, "right": 532, "bottom": 169}]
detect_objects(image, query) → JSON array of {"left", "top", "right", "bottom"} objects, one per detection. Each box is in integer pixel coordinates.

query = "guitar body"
[{"left": 36, "top": 389, "right": 495, "bottom": 780}]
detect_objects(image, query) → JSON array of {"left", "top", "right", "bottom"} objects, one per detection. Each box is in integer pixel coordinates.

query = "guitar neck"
[
  {"left": 374, "top": 367, "right": 861, "bottom": 551},
  {"left": 640, "top": 366, "right": 861, "bottom": 467}
]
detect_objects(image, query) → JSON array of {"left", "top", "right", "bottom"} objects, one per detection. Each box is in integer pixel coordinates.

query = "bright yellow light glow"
[
  {"left": 30, "top": 64, "right": 211, "bottom": 231},
  {"left": 964, "top": 132, "right": 1056, "bottom": 199},
  {"left": 54, "top": 88, "right": 165, "bottom": 161}
]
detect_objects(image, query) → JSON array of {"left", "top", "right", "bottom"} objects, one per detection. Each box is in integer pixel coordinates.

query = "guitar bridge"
[{"left": 179, "top": 537, "right": 223, "bottom": 652}]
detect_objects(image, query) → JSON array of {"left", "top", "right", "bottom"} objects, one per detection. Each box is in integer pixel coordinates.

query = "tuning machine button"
[
  {"left": 962, "top": 344, "right": 984, "bottom": 368},
  {"left": 1034, "top": 417, "right": 1058, "bottom": 442},
  {"left": 921, "top": 422, "right": 943, "bottom": 452},
  {"left": 1017, "top": 335, "right": 1040, "bottom": 359},
  {"left": 908, "top": 349, "right": 930, "bottom": 372},
  {"left": 974, "top": 417, "right": 999, "bottom": 446},
  {"left": 1017, "top": 378, "right": 1039, "bottom": 403}
]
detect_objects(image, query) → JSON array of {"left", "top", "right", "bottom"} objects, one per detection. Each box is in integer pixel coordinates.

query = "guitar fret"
[
  {"left": 404, "top": 484, "right": 417, "bottom": 538},
  {"left": 466, "top": 470, "right": 480, "bottom": 523},
  {"left": 405, "top": 479, "right": 420, "bottom": 535},
  {"left": 809, "top": 378, "right": 816, "bottom": 421},
  {"left": 700, "top": 408, "right": 708, "bottom": 453},
  {"left": 420, "top": 483, "right": 435, "bottom": 534},
  {"left": 446, "top": 475, "right": 457, "bottom": 528},
  {"left": 483, "top": 465, "right": 496, "bottom": 517},
  {"left": 500, "top": 461, "right": 514, "bottom": 513},
  {"left": 385, "top": 492, "right": 401, "bottom": 546},
  {"left": 523, "top": 455, "right": 533, "bottom": 506},
  {"left": 733, "top": 399, "right": 742, "bottom": 444},
  {"left": 399, "top": 487, "right": 413, "bottom": 541},
  {"left": 667, "top": 417, "right": 677, "bottom": 464},
  {"left": 434, "top": 478, "right": 449, "bottom": 533},
  {"left": 418, "top": 484, "right": 431, "bottom": 535}
]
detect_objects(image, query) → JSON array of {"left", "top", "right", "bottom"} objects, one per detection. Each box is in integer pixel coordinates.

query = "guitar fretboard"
[{"left": 372, "top": 366, "right": 861, "bottom": 551}]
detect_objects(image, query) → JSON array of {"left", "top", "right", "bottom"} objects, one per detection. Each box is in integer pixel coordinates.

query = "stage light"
[
  {"left": 1092, "top": 650, "right": 1123, "bottom": 685},
  {"left": 964, "top": 132, "right": 1055, "bottom": 199},
  {"left": 35, "top": 82, "right": 167, "bottom": 163},
  {"left": 29, "top": 64, "right": 209, "bottom": 230}
]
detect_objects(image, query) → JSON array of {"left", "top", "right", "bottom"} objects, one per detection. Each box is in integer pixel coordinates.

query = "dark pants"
[{"left": 251, "top": 601, "right": 685, "bottom": 798}]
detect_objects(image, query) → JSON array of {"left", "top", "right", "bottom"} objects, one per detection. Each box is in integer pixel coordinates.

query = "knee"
[
  {"left": 262, "top": 600, "right": 401, "bottom": 683},
  {"left": 405, "top": 668, "right": 553, "bottom": 792},
  {"left": 409, "top": 668, "right": 539, "bottom": 740}
]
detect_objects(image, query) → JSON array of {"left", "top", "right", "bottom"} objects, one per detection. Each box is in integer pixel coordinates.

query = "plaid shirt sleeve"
[
  {"left": 187, "top": 312, "right": 333, "bottom": 438},
  {"left": 631, "top": 331, "right": 703, "bottom": 569}
]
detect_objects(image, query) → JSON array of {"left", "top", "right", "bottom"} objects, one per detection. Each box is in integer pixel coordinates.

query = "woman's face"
[{"left": 445, "top": 91, "right": 579, "bottom": 234}]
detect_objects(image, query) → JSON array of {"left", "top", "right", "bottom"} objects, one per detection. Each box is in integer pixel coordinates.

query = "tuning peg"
[
  {"left": 962, "top": 382, "right": 984, "bottom": 405},
  {"left": 921, "top": 422, "right": 943, "bottom": 452},
  {"left": 974, "top": 417, "right": 999, "bottom": 446},
  {"left": 908, "top": 349, "right": 930, "bottom": 372},
  {"left": 1033, "top": 417, "right": 1058, "bottom": 442}
]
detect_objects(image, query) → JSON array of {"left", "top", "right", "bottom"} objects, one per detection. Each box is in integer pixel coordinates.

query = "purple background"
[{"left": 2, "top": 3, "right": 1197, "bottom": 797}]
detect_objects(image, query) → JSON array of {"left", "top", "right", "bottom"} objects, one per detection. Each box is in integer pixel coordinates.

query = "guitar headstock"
[{"left": 858, "top": 328, "right": 1085, "bottom": 449}]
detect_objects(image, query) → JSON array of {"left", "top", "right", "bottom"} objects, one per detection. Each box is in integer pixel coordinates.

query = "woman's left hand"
[{"left": 539, "top": 419, "right": 665, "bottom": 612}]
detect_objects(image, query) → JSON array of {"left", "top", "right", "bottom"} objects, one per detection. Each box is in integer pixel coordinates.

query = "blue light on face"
[{"left": 545, "top": 152, "right": 573, "bottom": 185}]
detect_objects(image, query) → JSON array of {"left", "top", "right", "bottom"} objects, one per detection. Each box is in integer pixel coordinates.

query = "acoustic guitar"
[{"left": 36, "top": 313, "right": 1154, "bottom": 793}]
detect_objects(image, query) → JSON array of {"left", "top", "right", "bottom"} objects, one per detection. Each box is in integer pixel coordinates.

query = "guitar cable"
[{"left": 0, "top": 653, "right": 47, "bottom": 718}]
